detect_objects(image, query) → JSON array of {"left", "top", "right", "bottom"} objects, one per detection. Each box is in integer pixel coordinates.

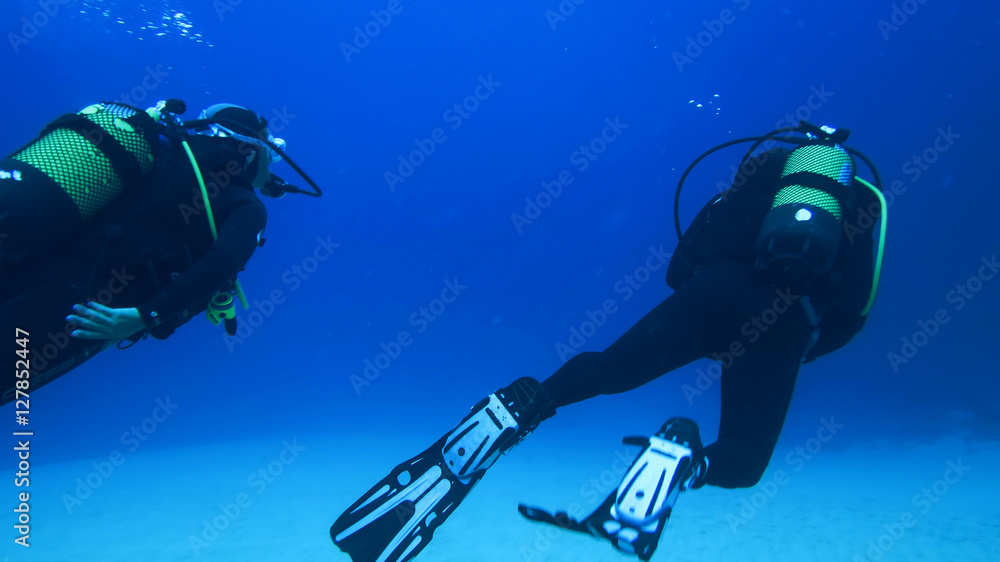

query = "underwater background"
[{"left": 2, "top": 0, "right": 998, "bottom": 560}]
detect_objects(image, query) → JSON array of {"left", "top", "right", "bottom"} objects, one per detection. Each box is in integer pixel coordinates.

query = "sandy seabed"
[{"left": 4, "top": 431, "right": 998, "bottom": 562}]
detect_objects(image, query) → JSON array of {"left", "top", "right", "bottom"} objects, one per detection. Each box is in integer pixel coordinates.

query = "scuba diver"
[
  {"left": 330, "top": 122, "right": 887, "bottom": 561},
  {"left": 1, "top": 99, "right": 322, "bottom": 405}
]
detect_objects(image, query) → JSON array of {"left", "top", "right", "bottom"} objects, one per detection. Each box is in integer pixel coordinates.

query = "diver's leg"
[
  {"left": 518, "top": 275, "right": 817, "bottom": 560},
  {"left": 700, "top": 285, "right": 816, "bottom": 488},
  {"left": 541, "top": 261, "right": 753, "bottom": 408},
  {"left": 702, "top": 351, "right": 802, "bottom": 488}
]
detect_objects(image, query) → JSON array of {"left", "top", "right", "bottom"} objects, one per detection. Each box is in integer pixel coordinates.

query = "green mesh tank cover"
[
  {"left": 782, "top": 144, "right": 854, "bottom": 185},
  {"left": 771, "top": 185, "right": 843, "bottom": 220},
  {"left": 11, "top": 104, "right": 155, "bottom": 220},
  {"left": 771, "top": 144, "right": 852, "bottom": 219}
]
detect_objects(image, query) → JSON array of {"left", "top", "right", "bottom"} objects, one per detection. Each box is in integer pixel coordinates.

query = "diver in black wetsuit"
[
  {"left": 541, "top": 142, "right": 878, "bottom": 490},
  {"left": 330, "top": 122, "right": 887, "bottom": 562},
  {"left": 1, "top": 101, "right": 322, "bottom": 405}
]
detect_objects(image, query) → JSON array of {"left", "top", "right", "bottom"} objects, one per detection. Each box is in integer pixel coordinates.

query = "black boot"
[
  {"left": 659, "top": 417, "right": 709, "bottom": 490},
  {"left": 443, "top": 377, "right": 555, "bottom": 480}
]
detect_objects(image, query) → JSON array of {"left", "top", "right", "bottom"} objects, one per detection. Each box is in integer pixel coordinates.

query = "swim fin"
[
  {"left": 330, "top": 377, "right": 554, "bottom": 562},
  {"left": 518, "top": 418, "right": 704, "bottom": 561}
]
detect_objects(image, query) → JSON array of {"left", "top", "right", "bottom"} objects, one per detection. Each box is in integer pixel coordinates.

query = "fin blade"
[{"left": 330, "top": 437, "right": 476, "bottom": 562}]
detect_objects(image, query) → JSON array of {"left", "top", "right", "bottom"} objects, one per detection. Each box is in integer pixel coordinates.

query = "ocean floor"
[{"left": 5, "top": 430, "right": 999, "bottom": 561}]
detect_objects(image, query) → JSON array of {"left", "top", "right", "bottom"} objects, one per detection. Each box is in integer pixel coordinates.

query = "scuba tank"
[
  {"left": 0, "top": 103, "right": 159, "bottom": 262},
  {"left": 672, "top": 121, "right": 887, "bottom": 316},
  {"left": 755, "top": 143, "right": 855, "bottom": 285}
]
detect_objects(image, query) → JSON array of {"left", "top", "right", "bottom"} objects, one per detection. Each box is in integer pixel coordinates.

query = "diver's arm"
[{"left": 136, "top": 193, "right": 266, "bottom": 337}]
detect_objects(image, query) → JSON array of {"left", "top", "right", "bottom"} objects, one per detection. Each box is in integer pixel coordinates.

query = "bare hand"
[{"left": 67, "top": 303, "right": 145, "bottom": 342}]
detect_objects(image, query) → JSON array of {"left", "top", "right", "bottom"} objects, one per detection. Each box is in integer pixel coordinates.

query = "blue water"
[{"left": 2, "top": 0, "right": 999, "bottom": 560}]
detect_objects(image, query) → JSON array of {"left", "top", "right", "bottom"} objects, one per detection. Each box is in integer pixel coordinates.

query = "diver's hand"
[{"left": 67, "top": 303, "right": 145, "bottom": 341}]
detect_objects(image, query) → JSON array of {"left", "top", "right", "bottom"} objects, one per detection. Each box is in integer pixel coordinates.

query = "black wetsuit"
[
  {"left": 541, "top": 148, "right": 878, "bottom": 488},
  {"left": 1, "top": 134, "right": 266, "bottom": 405}
]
